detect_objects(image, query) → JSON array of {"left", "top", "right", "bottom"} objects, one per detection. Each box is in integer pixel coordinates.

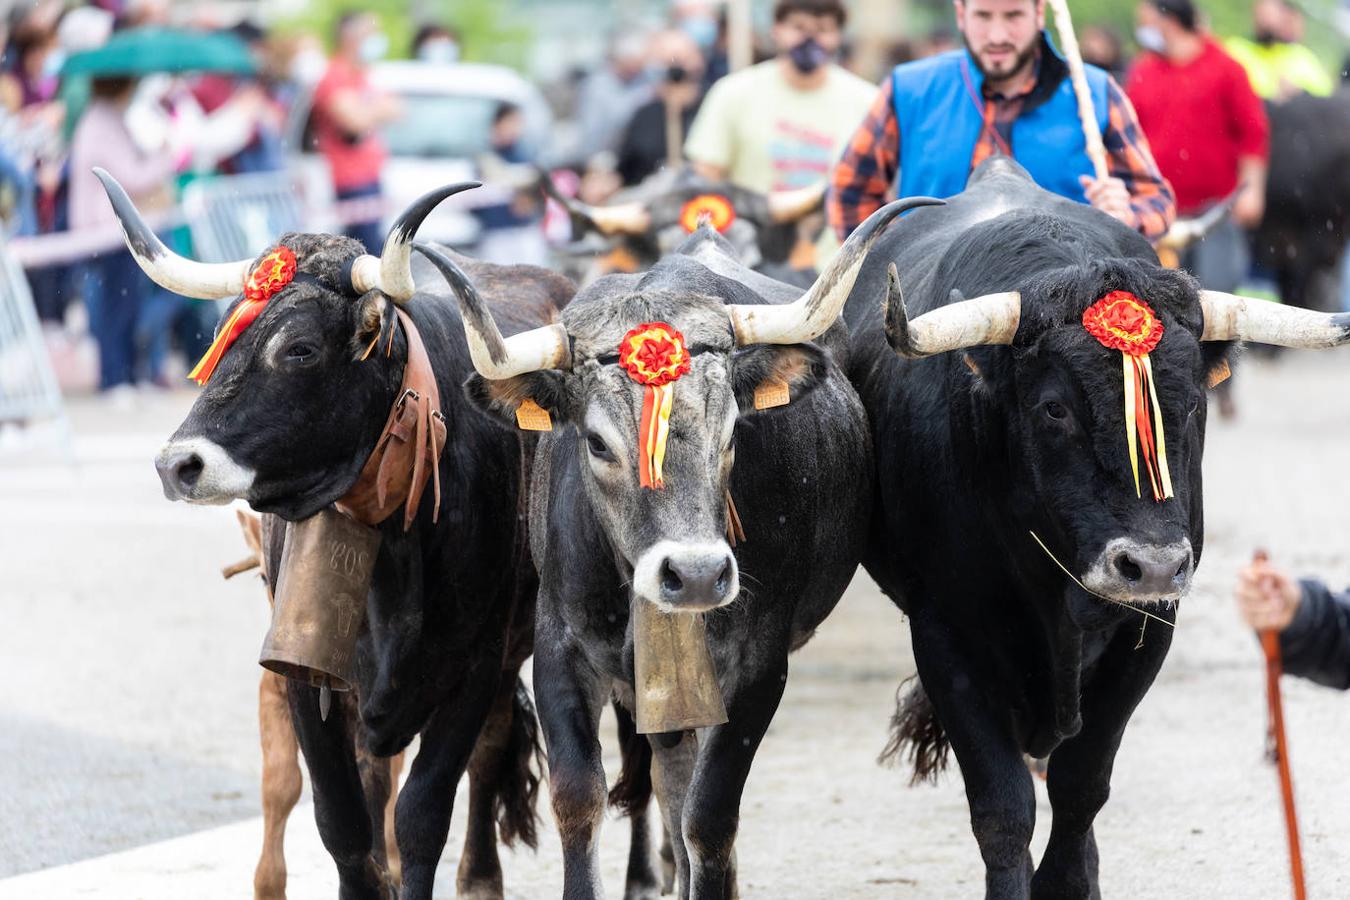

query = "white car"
[{"left": 286, "top": 60, "right": 553, "bottom": 247}]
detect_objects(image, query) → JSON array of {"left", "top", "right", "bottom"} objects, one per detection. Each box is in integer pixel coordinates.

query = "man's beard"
[{"left": 965, "top": 34, "right": 1039, "bottom": 82}]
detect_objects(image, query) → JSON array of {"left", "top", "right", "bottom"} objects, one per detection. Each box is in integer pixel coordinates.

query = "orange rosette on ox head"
[
  {"left": 619, "top": 322, "right": 692, "bottom": 489},
  {"left": 679, "top": 194, "right": 737, "bottom": 235},
  {"left": 188, "top": 245, "right": 298, "bottom": 385},
  {"left": 1082, "top": 291, "right": 1173, "bottom": 501}
]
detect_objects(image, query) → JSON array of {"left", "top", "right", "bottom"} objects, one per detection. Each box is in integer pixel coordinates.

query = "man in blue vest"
[{"left": 828, "top": 0, "right": 1176, "bottom": 241}]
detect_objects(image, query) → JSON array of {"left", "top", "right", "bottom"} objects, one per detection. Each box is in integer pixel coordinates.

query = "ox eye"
[
  {"left": 586, "top": 433, "right": 614, "bottom": 462},
  {"left": 1043, "top": 400, "right": 1069, "bottom": 421},
  {"left": 285, "top": 342, "right": 315, "bottom": 362}
]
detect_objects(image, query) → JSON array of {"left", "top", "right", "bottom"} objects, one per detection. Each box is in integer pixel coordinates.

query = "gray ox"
[{"left": 416, "top": 195, "right": 937, "bottom": 899}]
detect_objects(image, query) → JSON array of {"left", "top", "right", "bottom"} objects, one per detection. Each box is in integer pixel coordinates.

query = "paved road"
[{"left": 1, "top": 349, "right": 1347, "bottom": 898}]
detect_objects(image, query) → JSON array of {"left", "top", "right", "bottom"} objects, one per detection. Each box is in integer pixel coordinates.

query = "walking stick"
[
  {"left": 1254, "top": 549, "right": 1307, "bottom": 900},
  {"left": 1044, "top": 0, "right": 1109, "bottom": 180}
]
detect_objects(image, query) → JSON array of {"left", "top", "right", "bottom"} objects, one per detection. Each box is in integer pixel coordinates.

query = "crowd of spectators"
[{"left": 0, "top": 0, "right": 1345, "bottom": 405}]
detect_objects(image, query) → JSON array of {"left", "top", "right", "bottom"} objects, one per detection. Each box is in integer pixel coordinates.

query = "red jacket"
[{"left": 1125, "top": 38, "right": 1268, "bottom": 215}]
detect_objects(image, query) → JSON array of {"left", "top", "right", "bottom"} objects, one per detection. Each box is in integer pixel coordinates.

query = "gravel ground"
[{"left": 1, "top": 347, "right": 1347, "bottom": 898}]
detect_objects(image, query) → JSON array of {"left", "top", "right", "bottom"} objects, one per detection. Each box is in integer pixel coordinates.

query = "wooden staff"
[
  {"left": 1044, "top": 0, "right": 1109, "bottom": 180},
  {"left": 1254, "top": 549, "right": 1307, "bottom": 900}
]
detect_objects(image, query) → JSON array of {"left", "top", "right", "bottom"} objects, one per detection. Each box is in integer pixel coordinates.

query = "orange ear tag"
[
  {"left": 753, "top": 378, "right": 791, "bottom": 411},
  {"left": 515, "top": 399, "right": 553, "bottom": 432}
]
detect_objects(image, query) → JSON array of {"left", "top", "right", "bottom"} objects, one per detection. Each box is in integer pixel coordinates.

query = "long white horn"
[
  {"left": 727, "top": 195, "right": 944, "bottom": 346},
  {"left": 538, "top": 169, "right": 650, "bottom": 237},
  {"left": 766, "top": 182, "right": 827, "bottom": 224},
  {"left": 347, "top": 182, "right": 479, "bottom": 302},
  {"left": 1200, "top": 291, "right": 1350, "bottom": 348},
  {"left": 412, "top": 242, "right": 570, "bottom": 379},
  {"left": 95, "top": 168, "right": 251, "bottom": 299},
  {"left": 883, "top": 263, "right": 1021, "bottom": 359}
]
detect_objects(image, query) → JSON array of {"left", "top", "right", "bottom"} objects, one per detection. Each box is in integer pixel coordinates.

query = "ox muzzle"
[
  {"left": 155, "top": 437, "right": 255, "bottom": 505},
  {"left": 633, "top": 539, "right": 739, "bottom": 613},
  {"left": 1082, "top": 537, "right": 1194, "bottom": 606}
]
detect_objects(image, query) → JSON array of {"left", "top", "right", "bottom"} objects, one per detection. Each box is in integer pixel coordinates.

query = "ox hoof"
[
  {"left": 624, "top": 886, "right": 664, "bottom": 900},
  {"left": 456, "top": 876, "right": 504, "bottom": 900}
]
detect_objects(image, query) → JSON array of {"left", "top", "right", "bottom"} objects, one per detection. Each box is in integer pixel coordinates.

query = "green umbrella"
[{"left": 61, "top": 28, "right": 257, "bottom": 79}]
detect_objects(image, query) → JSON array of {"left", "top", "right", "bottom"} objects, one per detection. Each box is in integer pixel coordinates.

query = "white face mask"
[
  {"left": 1135, "top": 25, "right": 1166, "bottom": 54},
  {"left": 359, "top": 32, "right": 389, "bottom": 64},
  {"left": 417, "top": 39, "right": 459, "bottom": 64}
]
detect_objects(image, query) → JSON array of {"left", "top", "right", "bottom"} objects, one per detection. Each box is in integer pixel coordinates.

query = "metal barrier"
[
  {"left": 0, "top": 241, "right": 65, "bottom": 430},
  {"left": 180, "top": 172, "right": 308, "bottom": 263}
]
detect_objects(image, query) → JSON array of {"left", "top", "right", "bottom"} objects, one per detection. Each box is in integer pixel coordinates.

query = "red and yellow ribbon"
[
  {"left": 679, "top": 194, "right": 736, "bottom": 234},
  {"left": 1083, "top": 291, "right": 1173, "bottom": 501},
  {"left": 619, "top": 322, "right": 691, "bottom": 489},
  {"left": 187, "top": 246, "right": 297, "bottom": 385}
]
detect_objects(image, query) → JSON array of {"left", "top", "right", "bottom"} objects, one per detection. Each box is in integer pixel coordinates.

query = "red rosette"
[
  {"left": 679, "top": 194, "right": 737, "bottom": 234},
  {"left": 619, "top": 322, "right": 691, "bottom": 387},
  {"left": 244, "top": 246, "right": 298, "bottom": 303},
  {"left": 1082, "top": 290, "right": 1163, "bottom": 357}
]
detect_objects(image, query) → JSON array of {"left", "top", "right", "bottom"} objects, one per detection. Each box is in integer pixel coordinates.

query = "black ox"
[
  {"left": 842, "top": 158, "right": 1349, "bottom": 898},
  {"left": 422, "top": 196, "right": 934, "bottom": 899},
  {"left": 99, "top": 175, "right": 575, "bottom": 900}
]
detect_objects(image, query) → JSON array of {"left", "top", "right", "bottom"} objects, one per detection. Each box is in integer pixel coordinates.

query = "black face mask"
[
  {"left": 1254, "top": 28, "right": 1283, "bottom": 46},
  {"left": 666, "top": 64, "right": 690, "bottom": 84},
  {"left": 787, "top": 36, "right": 830, "bottom": 74}
]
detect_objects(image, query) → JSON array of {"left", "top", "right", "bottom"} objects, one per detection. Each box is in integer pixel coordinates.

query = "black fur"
[
  {"left": 495, "top": 679, "right": 545, "bottom": 849},
  {"left": 877, "top": 677, "right": 949, "bottom": 786}
]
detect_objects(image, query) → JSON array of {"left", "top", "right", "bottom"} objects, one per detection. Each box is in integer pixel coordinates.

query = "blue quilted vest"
[{"left": 892, "top": 42, "right": 1110, "bottom": 203}]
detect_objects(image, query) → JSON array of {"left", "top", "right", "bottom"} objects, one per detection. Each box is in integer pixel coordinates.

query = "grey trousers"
[{"left": 1180, "top": 217, "right": 1250, "bottom": 293}]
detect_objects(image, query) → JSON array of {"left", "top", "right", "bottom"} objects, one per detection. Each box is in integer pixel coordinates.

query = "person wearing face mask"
[
  {"left": 685, "top": 0, "right": 875, "bottom": 198},
  {"left": 412, "top": 23, "right": 461, "bottom": 65},
  {"left": 313, "top": 12, "right": 402, "bottom": 253},
  {"left": 615, "top": 29, "right": 706, "bottom": 186},
  {"left": 1224, "top": 0, "right": 1334, "bottom": 101},
  {"left": 1126, "top": 0, "right": 1267, "bottom": 299},
  {"left": 830, "top": 0, "right": 1176, "bottom": 243}
]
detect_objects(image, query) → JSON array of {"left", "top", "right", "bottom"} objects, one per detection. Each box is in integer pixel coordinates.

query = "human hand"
[
  {"left": 1235, "top": 560, "right": 1301, "bottom": 632},
  {"left": 1080, "top": 175, "right": 1133, "bottom": 227},
  {"left": 1232, "top": 185, "right": 1265, "bottom": 229}
]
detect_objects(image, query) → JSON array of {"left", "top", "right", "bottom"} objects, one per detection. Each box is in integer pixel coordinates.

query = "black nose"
[
  {"left": 1112, "top": 544, "right": 1193, "bottom": 596},
  {"left": 156, "top": 450, "right": 204, "bottom": 499},
  {"left": 659, "top": 551, "right": 735, "bottom": 609}
]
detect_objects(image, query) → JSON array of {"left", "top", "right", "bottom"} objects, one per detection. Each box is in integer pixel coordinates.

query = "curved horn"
[
  {"left": 412, "top": 242, "right": 571, "bottom": 379},
  {"left": 884, "top": 264, "right": 1021, "bottom": 359},
  {"left": 537, "top": 168, "right": 650, "bottom": 237},
  {"left": 95, "top": 167, "right": 251, "bottom": 299},
  {"left": 347, "top": 182, "right": 480, "bottom": 302},
  {"left": 766, "top": 181, "right": 827, "bottom": 224},
  {"left": 727, "top": 195, "right": 944, "bottom": 346},
  {"left": 1199, "top": 292, "right": 1350, "bottom": 348}
]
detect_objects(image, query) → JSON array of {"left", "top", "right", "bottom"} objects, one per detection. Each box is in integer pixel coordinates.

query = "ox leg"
[
  {"left": 384, "top": 752, "right": 404, "bottom": 886},
  {"left": 255, "top": 671, "right": 303, "bottom": 900},
  {"left": 609, "top": 700, "right": 662, "bottom": 900},
  {"left": 680, "top": 664, "right": 787, "bottom": 900},
  {"left": 1032, "top": 626, "right": 1171, "bottom": 900},
  {"left": 287, "top": 681, "right": 392, "bottom": 900},
  {"left": 912, "top": 613, "right": 1035, "bottom": 900},
  {"left": 535, "top": 632, "right": 610, "bottom": 900},
  {"left": 650, "top": 731, "right": 699, "bottom": 899},
  {"left": 456, "top": 670, "right": 525, "bottom": 900},
  {"left": 396, "top": 685, "right": 500, "bottom": 900}
]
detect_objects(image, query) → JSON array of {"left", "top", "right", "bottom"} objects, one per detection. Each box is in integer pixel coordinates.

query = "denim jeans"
[
  {"left": 83, "top": 249, "right": 143, "bottom": 390},
  {"left": 337, "top": 182, "right": 383, "bottom": 254}
]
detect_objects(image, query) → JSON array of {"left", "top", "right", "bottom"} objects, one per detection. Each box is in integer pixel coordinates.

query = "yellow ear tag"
[
  {"left": 515, "top": 399, "right": 553, "bottom": 432},
  {"left": 753, "top": 378, "right": 791, "bottom": 411},
  {"left": 1206, "top": 358, "right": 1232, "bottom": 389}
]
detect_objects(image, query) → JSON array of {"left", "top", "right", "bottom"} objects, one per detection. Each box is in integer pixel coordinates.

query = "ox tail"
[
  {"left": 878, "top": 676, "right": 950, "bottom": 786},
  {"left": 607, "top": 700, "right": 653, "bottom": 816},
  {"left": 496, "top": 678, "right": 545, "bottom": 849}
]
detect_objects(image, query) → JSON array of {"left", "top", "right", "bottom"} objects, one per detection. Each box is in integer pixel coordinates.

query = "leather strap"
[{"left": 335, "top": 309, "right": 447, "bottom": 531}]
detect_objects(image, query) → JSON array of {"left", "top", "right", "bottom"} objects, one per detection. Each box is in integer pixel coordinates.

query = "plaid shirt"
[{"left": 829, "top": 60, "right": 1176, "bottom": 242}]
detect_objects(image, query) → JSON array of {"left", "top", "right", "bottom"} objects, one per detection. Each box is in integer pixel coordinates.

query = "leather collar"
[{"left": 335, "top": 309, "right": 447, "bottom": 530}]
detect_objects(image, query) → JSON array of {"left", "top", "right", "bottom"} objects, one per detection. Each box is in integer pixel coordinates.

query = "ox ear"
[
  {"left": 730, "top": 343, "right": 829, "bottom": 416},
  {"left": 351, "top": 292, "right": 394, "bottom": 360},
  {"left": 463, "top": 371, "right": 575, "bottom": 430}
]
